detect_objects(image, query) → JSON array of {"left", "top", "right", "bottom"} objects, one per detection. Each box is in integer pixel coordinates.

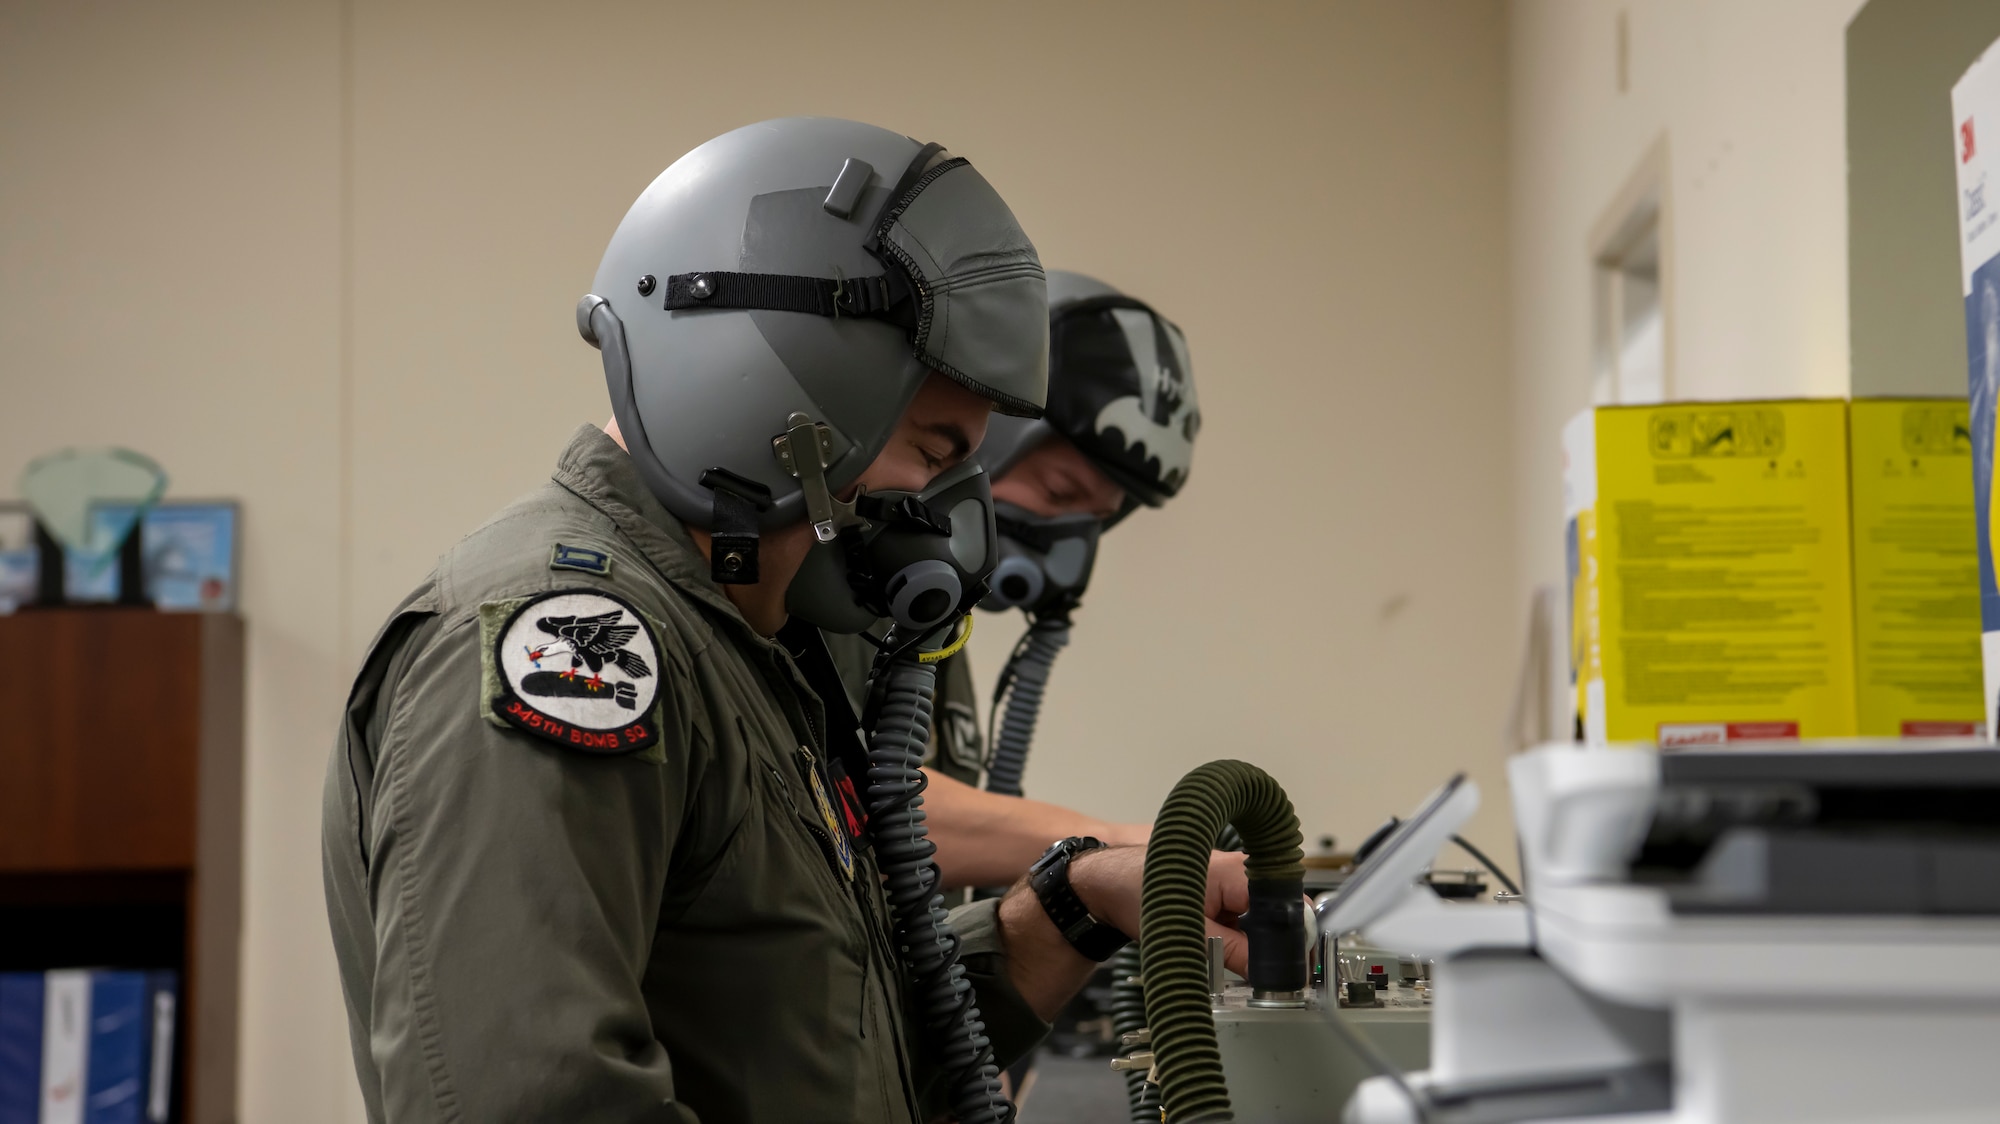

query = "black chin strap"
[{"left": 698, "top": 468, "right": 772, "bottom": 585}]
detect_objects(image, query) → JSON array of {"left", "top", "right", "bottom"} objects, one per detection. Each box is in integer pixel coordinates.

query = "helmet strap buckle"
[{"left": 698, "top": 468, "right": 773, "bottom": 585}]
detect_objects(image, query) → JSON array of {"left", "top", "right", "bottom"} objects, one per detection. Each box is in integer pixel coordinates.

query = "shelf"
[{"left": 0, "top": 609, "right": 243, "bottom": 1124}]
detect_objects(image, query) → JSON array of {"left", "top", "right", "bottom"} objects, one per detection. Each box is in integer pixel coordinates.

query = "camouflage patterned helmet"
[{"left": 976, "top": 271, "right": 1197, "bottom": 510}]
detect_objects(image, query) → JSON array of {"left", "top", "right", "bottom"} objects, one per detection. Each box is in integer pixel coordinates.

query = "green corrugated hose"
[{"left": 1140, "top": 760, "right": 1305, "bottom": 1124}]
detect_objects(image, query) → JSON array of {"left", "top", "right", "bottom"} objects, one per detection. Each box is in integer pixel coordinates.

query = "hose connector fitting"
[{"left": 1241, "top": 878, "right": 1308, "bottom": 994}]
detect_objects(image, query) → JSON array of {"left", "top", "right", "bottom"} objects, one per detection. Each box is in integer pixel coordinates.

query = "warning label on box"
[
  {"left": 1588, "top": 400, "right": 1858, "bottom": 741},
  {"left": 1849, "top": 400, "right": 1983, "bottom": 735}
]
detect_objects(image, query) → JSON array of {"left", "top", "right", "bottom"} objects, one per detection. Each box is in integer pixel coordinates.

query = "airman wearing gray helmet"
[
  {"left": 321, "top": 118, "right": 1249, "bottom": 1124},
  {"left": 828, "top": 271, "right": 1203, "bottom": 891}
]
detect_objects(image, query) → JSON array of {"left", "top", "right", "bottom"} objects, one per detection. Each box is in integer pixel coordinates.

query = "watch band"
[{"left": 1029, "top": 836, "right": 1131, "bottom": 962}]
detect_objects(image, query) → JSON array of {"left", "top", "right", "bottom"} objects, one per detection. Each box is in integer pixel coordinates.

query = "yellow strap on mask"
[{"left": 918, "top": 614, "right": 974, "bottom": 664}]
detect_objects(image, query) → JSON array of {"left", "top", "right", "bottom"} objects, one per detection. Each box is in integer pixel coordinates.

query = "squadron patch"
[{"left": 489, "top": 589, "right": 662, "bottom": 755}]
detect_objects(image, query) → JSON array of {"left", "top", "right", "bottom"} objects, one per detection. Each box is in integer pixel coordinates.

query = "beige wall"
[
  {"left": 5, "top": 2, "right": 1514, "bottom": 1118},
  {"left": 1507, "top": 0, "right": 1868, "bottom": 608},
  {"left": 0, "top": 1, "right": 352, "bottom": 1118},
  {"left": 344, "top": 0, "right": 1519, "bottom": 896}
]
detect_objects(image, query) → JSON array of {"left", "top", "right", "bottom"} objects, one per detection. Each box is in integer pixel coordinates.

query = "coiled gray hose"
[
  {"left": 983, "top": 616, "right": 1072, "bottom": 797},
  {"left": 863, "top": 652, "right": 1011, "bottom": 1124},
  {"left": 1107, "top": 945, "right": 1159, "bottom": 1122}
]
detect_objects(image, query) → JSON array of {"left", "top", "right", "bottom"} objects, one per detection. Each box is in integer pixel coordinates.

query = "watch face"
[
  {"left": 1033, "top": 835, "right": 1105, "bottom": 881},
  {"left": 1030, "top": 843, "right": 1066, "bottom": 876}
]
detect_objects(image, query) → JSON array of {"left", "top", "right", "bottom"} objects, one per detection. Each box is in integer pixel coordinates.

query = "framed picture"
[
  {"left": 140, "top": 501, "right": 239, "bottom": 611},
  {"left": 0, "top": 500, "right": 239, "bottom": 613},
  {"left": 0, "top": 504, "right": 35, "bottom": 613}
]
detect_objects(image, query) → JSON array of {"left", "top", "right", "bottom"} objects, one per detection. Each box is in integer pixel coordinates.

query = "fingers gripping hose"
[
  {"left": 983, "top": 615, "right": 1072, "bottom": 796},
  {"left": 1141, "top": 761, "right": 1305, "bottom": 1124},
  {"left": 862, "top": 652, "right": 1011, "bottom": 1124}
]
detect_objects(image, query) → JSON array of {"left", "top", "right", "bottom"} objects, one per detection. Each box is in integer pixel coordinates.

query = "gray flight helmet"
[
  {"left": 977, "top": 271, "right": 1199, "bottom": 514},
  {"left": 577, "top": 117, "right": 1048, "bottom": 539}
]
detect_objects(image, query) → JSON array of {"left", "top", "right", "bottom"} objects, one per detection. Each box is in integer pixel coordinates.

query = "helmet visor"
[{"left": 875, "top": 157, "right": 1048, "bottom": 417}]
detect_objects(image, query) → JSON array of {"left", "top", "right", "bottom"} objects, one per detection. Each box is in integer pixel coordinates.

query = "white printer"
[{"left": 1335, "top": 742, "right": 2000, "bottom": 1124}]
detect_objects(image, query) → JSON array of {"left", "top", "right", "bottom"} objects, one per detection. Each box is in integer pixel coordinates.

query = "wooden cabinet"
[{"left": 0, "top": 609, "right": 243, "bottom": 1124}]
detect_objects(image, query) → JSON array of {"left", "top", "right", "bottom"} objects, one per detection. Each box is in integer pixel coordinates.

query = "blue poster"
[{"left": 1969, "top": 255, "right": 2000, "bottom": 635}]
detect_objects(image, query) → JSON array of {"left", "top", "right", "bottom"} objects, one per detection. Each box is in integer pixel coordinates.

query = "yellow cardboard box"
[
  {"left": 1566, "top": 398, "right": 1983, "bottom": 744},
  {"left": 1566, "top": 400, "right": 1859, "bottom": 745},
  {"left": 1848, "top": 398, "right": 1982, "bottom": 736}
]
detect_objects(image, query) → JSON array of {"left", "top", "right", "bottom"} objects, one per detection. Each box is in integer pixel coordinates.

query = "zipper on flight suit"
[
  {"left": 791, "top": 744, "right": 845, "bottom": 874},
  {"left": 778, "top": 744, "right": 878, "bottom": 1047},
  {"left": 771, "top": 646, "right": 926, "bottom": 1120},
  {"left": 768, "top": 645, "right": 868, "bottom": 893},
  {"left": 808, "top": 741, "right": 928, "bottom": 1118}
]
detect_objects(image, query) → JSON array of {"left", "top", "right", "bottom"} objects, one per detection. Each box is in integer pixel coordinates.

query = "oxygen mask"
[
  {"left": 979, "top": 502, "right": 1102, "bottom": 615},
  {"left": 785, "top": 432, "right": 998, "bottom": 638}
]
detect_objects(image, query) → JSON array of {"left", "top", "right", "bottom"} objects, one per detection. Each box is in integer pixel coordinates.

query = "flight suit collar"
[
  {"left": 549, "top": 425, "right": 824, "bottom": 709},
  {"left": 549, "top": 425, "right": 751, "bottom": 626}
]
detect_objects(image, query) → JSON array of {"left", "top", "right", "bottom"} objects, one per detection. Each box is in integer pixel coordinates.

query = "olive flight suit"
[{"left": 321, "top": 425, "right": 1047, "bottom": 1124}]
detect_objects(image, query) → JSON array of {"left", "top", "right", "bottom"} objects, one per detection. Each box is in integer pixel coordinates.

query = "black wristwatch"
[{"left": 1029, "top": 836, "right": 1131, "bottom": 962}]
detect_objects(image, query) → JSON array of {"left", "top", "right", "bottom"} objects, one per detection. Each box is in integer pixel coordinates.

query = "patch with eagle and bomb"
[{"left": 483, "top": 589, "right": 663, "bottom": 757}]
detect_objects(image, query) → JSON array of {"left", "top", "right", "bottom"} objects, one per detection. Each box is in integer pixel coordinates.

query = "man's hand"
[
  {"left": 1071, "top": 847, "right": 1250, "bottom": 975},
  {"left": 995, "top": 846, "right": 1249, "bottom": 1021}
]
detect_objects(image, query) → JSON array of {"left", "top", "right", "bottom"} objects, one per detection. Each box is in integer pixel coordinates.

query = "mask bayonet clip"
[{"left": 773, "top": 412, "right": 856, "bottom": 543}]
